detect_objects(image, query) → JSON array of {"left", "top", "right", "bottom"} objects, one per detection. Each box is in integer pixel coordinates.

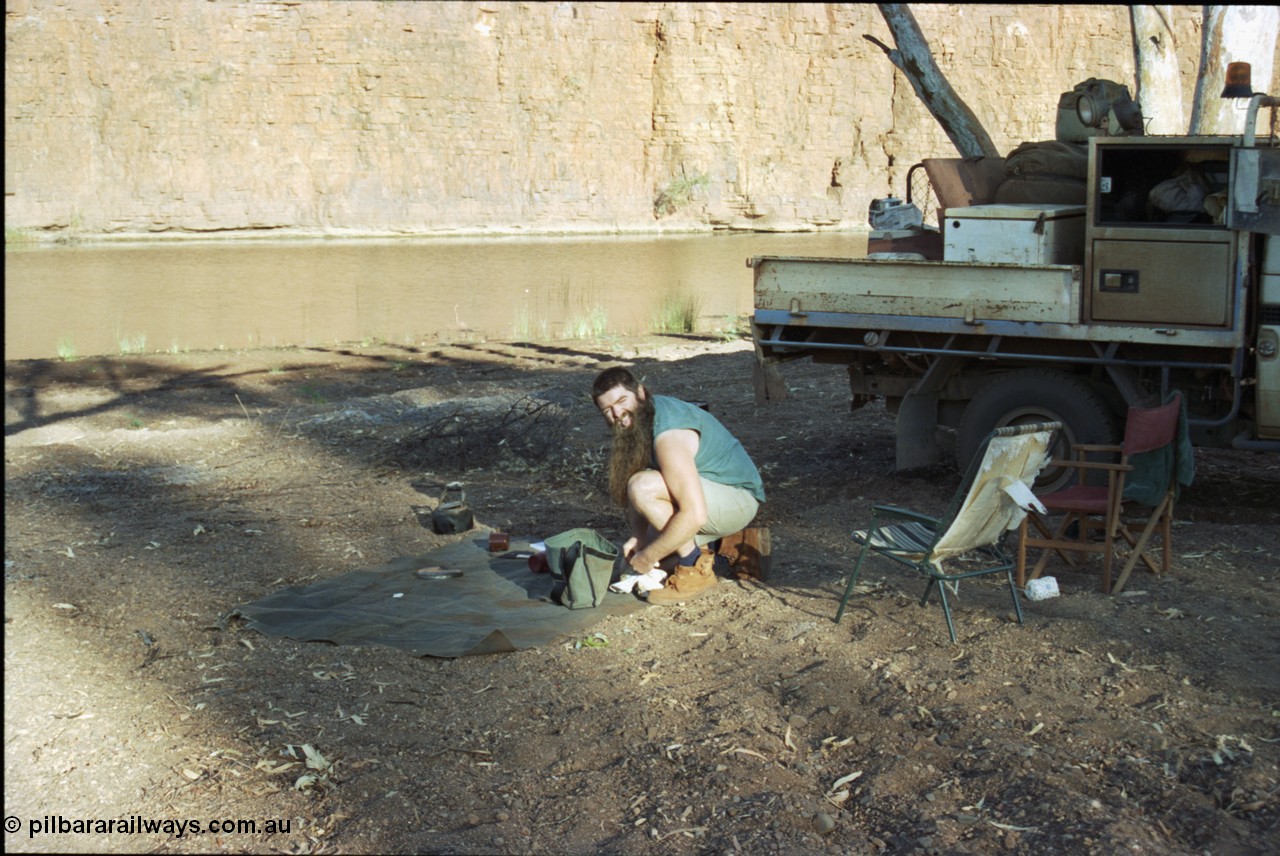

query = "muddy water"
[{"left": 3, "top": 231, "right": 867, "bottom": 362}]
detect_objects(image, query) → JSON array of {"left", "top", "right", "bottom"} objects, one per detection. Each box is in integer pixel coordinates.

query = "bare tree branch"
[
  {"left": 867, "top": 4, "right": 999, "bottom": 159},
  {"left": 388, "top": 393, "right": 572, "bottom": 470}
]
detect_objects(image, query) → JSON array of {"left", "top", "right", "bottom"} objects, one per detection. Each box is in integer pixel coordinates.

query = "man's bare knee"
[{"left": 626, "top": 469, "right": 669, "bottom": 505}]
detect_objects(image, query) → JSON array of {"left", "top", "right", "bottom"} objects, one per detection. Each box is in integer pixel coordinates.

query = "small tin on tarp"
[
  {"left": 431, "top": 482, "right": 474, "bottom": 534},
  {"left": 415, "top": 566, "right": 463, "bottom": 580},
  {"left": 488, "top": 531, "right": 510, "bottom": 552}
]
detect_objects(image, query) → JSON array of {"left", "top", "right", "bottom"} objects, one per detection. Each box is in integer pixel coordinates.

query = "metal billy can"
[{"left": 431, "top": 482, "right": 474, "bottom": 534}]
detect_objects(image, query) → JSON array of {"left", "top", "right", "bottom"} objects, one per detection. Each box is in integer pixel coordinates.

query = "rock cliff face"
[{"left": 0, "top": 2, "right": 1251, "bottom": 239}]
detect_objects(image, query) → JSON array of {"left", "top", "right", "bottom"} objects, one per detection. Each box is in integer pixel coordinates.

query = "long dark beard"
[{"left": 607, "top": 397, "right": 655, "bottom": 507}]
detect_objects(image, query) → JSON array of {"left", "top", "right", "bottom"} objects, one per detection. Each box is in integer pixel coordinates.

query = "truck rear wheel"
[{"left": 956, "top": 369, "right": 1118, "bottom": 492}]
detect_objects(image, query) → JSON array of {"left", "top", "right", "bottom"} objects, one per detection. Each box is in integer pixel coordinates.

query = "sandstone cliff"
[{"left": 2, "top": 2, "right": 1269, "bottom": 240}]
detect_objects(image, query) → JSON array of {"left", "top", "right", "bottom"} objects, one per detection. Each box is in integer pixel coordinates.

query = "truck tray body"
[
  {"left": 753, "top": 256, "right": 1080, "bottom": 324},
  {"left": 751, "top": 254, "right": 1244, "bottom": 352}
]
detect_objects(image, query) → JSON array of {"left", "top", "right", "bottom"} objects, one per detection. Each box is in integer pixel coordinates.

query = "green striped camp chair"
[{"left": 835, "top": 422, "right": 1061, "bottom": 643}]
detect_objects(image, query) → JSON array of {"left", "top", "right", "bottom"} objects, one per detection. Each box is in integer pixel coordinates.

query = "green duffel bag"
[
  {"left": 994, "top": 140, "right": 1088, "bottom": 206},
  {"left": 544, "top": 528, "right": 619, "bottom": 609}
]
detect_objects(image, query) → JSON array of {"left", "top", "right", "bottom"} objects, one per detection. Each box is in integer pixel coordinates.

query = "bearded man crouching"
[{"left": 591, "top": 367, "right": 766, "bottom": 603}]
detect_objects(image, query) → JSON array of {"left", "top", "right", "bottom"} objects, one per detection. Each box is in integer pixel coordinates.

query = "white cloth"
[
  {"left": 931, "top": 430, "right": 1054, "bottom": 563},
  {"left": 609, "top": 568, "right": 668, "bottom": 593},
  {"left": 1002, "top": 478, "right": 1046, "bottom": 515}
]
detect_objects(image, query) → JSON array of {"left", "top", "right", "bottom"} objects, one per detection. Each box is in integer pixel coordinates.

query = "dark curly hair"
[{"left": 592, "top": 366, "right": 644, "bottom": 401}]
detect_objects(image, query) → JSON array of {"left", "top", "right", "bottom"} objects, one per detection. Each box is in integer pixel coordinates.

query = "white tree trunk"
[
  {"left": 1189, "top": 5, "right": 1279, "bottom": 135},
  {"left": 1131, "top": 6, "right": 1185, "bottom": 134},
  {"left": 867, "top": 4, "right": 998, "bottom": 159}
]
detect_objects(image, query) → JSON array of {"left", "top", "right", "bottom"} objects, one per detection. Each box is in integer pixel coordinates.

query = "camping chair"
[
  {"left": 835, "top": 422, "right": 1060, "bottom": 644},
  {"left": 1017, "top": 391, "right": 1192, "bottom": 594}
]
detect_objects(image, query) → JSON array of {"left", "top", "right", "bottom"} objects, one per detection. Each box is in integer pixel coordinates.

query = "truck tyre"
[{"left": 956, "top": 369, "right": 1117, "bottom": 492}]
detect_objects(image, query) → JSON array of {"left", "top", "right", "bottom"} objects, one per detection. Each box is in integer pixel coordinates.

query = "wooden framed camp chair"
[
  {"left": 835, "top": 422, "right": 1060, "bottom": 644},
  {"left": 1018, "top": 391, "right": 1192, "bottom": 594}
]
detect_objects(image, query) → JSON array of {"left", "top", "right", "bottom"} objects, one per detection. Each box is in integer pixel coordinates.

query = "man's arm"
[{"left": 630, "top": 428, "right": 707, "bottom": 569}]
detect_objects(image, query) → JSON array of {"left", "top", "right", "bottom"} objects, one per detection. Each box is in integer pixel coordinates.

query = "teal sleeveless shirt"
[{"left": 651, "top": 395, "right": 765, "bottom": 502}]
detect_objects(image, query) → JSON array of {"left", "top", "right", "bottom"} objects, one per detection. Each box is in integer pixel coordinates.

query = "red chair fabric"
[{"left": 1018, "top": 392, "right": 1186, "bottom": 593}]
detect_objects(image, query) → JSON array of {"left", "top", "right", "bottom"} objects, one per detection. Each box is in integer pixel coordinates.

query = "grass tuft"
[
  {"left": 298, "top": 383, "right": 327, "bottom": 404},
  {"left": 565, "top": 305, "right": 608, "bottom": 340},
  {"left": 117, "top": 334, "right": 147, "bottom": 355},
  {"left": 654, "top": 171, "right": 711, "bottom": 217},
  {"left": 651, "top": 292, "right": 702, "bottom": 334},
  {"left": 56, "top": 336, "right": 78, "bottom": 362}
]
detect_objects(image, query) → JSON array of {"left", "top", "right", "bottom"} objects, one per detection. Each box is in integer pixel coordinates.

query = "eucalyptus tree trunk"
[
  {"left": 1130, "top": 5, "right": 1184, "bottom": 134},
  {"left": 1189, "top": 5, "right": 1279, "bottom": 135},
  {"left": 864, "top": 3, "right": 999, "bottom": 158}
]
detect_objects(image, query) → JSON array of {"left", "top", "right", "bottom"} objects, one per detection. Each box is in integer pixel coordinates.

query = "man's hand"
[
  {"left": 622, "top": 535, "right": 664, "bottom": 573},
  {"left": 627, "top": 552, "right": 654, "bottom": 573},
  {"left": 622, "top": 536, "right": 657, "bottom": 574}
]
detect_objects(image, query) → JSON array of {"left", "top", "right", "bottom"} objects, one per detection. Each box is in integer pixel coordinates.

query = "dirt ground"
[{"left": 5, "top": 333, "right": 1280, "bottom": 855}]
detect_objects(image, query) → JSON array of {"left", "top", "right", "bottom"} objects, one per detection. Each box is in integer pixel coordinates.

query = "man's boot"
[{"left": 647, "top": 551, "right": 717, "bottom": 604}]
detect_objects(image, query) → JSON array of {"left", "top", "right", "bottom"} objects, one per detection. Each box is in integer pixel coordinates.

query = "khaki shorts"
[{"left": 694, "top": 478, "right": 760, "bottom": 547}]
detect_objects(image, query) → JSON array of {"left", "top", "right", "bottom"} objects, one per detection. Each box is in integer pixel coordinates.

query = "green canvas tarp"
[{"left": 229, "top": 537, "right": 644, "bottom": 658}]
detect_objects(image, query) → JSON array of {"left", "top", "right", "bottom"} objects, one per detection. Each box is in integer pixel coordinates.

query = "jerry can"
[{"left": 431, "top": 482, "right": 474, "bottom": 534}]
